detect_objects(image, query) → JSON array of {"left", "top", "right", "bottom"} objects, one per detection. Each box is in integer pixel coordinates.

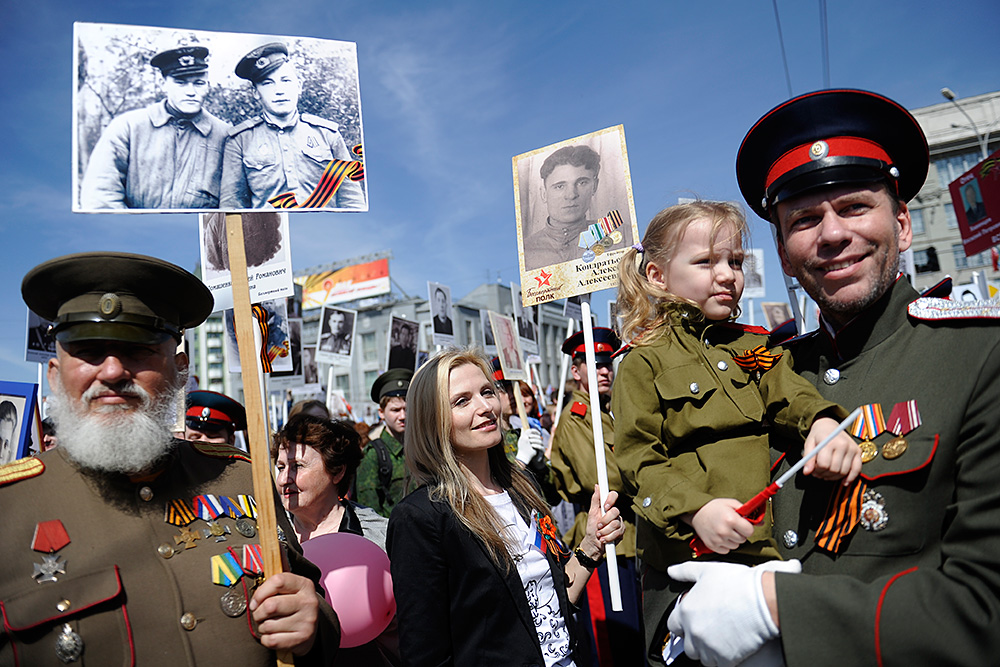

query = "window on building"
[
  {"left": 363, "top": 370, "right": 379, "bottom": 394},
  {"left": 335, "top": 374, "right": 350, "bottom": 392},
  {"left": 362, "top": 332, "right": 377, "bottom": 362},
  {"left": 914, "top": 247, "right": 939, "bottom": 274},
  {"left": 910, "top": 207, "right": 925, "bottom": 235},
  {"left": 945, "top": 203, "right": 958, "bottom": 230},
  {"left": 934, "top": 149, "right": 983, "bottom": 186},
  {"left": 953, "top": 244, "right": 990, "bottom": 269}
]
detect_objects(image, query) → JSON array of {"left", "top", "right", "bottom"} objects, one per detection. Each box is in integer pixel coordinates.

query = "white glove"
[
  {"left": 666, "top": 559, "right": 801, "bottom": 667},
  {"left": 515, "top": 428, "right": 545, "bottom": 464}
]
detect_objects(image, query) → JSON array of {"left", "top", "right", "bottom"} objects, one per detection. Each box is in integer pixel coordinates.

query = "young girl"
[
  {"left": 611, "top": 201, "right": 861, "bottom": 660},
  {"left": 386, "top": 349, "right": 624, "bottom": 666}
]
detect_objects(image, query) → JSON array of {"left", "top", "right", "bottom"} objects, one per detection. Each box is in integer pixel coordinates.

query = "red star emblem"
[{"left": 535, "top": 269, "right": 552, "bottom": 287}]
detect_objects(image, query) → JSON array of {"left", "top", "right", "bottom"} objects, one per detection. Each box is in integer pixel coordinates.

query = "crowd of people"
[{"left": 5, "top": 86, "right": 1000, "bottom": 667}]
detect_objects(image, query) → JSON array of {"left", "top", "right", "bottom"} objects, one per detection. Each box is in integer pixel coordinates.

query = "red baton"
[{"left": 688, "top": 407, "right": 861, "bottom": 558}]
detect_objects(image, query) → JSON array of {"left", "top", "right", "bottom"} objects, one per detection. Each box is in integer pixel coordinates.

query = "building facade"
[{"left": 908, "top": 90, "right": 1000, "bottom": 293}]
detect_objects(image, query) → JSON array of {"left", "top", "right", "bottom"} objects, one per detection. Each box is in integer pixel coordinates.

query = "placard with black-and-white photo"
[
  {"left": 224, "top": 298, "right": 292, "bottom": 373},
  {"left": 200, "top": 211, "right": 294, "bottom": 312},
  {"left": 301, "top": 345, "right": 320, "bottom": 388},
  {"left": 428, "top": 281, "right": 455, "bottom": 346},
  {"left": 479, "top": 309, "right": 497, "bottom": 355},
  {"left": 386, "top": 316, "right": 419, "bottom": 372},
  {"left": 25, "top": 310, "right": 56, "bottom": 364},
  {"left": 73, "top": 22, "right": 367, "bottom": 213},
  {"left": 0, "top": 381, "right": 39, "bottom": 465},
  {"left": 510, "top": 283, "right": 538, "bottom": 355},
  {"left": 514, "top": 125, "right": 639, "bottom": 307},
  {"left": 315, "top": 306, "right": 356, "bottom": 365},
  {"left": 488, "top": 312, "right": 526, "bottom": 382},
  {"left": 270, "top": 318, "right": 303, "bottom": 389}
]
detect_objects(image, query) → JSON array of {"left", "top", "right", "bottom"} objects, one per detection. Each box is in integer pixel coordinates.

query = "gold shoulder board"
[{"left": 0, "top": 457, "right": 45, "bottom": 487}]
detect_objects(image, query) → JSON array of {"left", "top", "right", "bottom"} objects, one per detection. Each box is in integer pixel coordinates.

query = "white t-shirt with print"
[{"left": 485, "top": 491, "right": 574, "bottom": 667}]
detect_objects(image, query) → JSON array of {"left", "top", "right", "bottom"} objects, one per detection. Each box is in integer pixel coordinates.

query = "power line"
[
  {"left": 819, "top": 0, "right": 830, "bottom": 88},
  {"left": 772, "top": 0, "right": 794, "bottom": 98}
]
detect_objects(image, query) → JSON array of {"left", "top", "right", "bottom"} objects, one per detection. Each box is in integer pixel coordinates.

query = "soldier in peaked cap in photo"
[
  {"left": 220, "top": 42, "right": 366, "bottom": 211},
  {"left": 0, "top": 252, "right": 340, "bottom": 666},
  {"left": 548, "top": 327, "right": 644, "bottom": 667},
  {"left": 185, "top": 390, "right": 248, "bottom": 446},
  {"left": 355, "top": 368, "right": 412, "bottom": 518},
  {"left": 79, "top": 46, "right": 231, "bottom": 210},
  {"left": 666, "top": 90, "right": 1000, "bottom": 667}
]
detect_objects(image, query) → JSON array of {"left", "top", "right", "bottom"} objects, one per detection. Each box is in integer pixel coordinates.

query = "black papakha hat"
[
  {"left": 370, "top": 368, "right": 413, "bottom": 403},
  {"left": 186, "top": 390, "right": 247, "bottom": 432},
  {"left": 22, "top": 252, "right": 214, "bottom": 345},
  {"left": 736, "top": 89, "right": 929, "bottom": 221},
  {"left": 150, "top": 46, "right": 210, "bottom": 78},
  {"left": 235, "top": 43, "right": 289, "bottom": 83},
  {"left": 561, "top": 327, "right": 621, "bottom": 364}
]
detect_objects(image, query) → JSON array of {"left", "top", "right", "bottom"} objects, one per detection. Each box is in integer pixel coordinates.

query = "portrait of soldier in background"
[{"left": 80, "top": 46, "right": 230, "bottom": 210}]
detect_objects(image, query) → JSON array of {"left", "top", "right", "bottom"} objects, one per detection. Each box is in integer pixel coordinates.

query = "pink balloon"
[{"left": 301, "top": 532, "right": 395, "bottom": 648}]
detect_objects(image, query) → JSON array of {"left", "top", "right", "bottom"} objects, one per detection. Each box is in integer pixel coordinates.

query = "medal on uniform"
[
  {"left": 850, "top": 404, "right": 886, "bottom": 462},
  {"left": 220, "top": 582, "right": 248, "bottom": 617},
  {"left": 54, "top": 623, "right": 84, "bottom": 662},
  {"left": 859, "top": 440, "right": 878, "bottom": 463},
  {"left": 235, "top": 517, "right": 257, "bottom": 538},
  {"left": 201, "top": 520, "right": 232, "bottom": 542},
  {"left": 31, "top": 520, "right": 70, "bottom": 583},
  {"left": 883, "top": 400, "right": 921, "bottom": 460},
  {"left": 882, "top": 436, "right": 907, "bottom": 460},
  {"left": 859, "top": 489, "right": 889, "bottom": 531},
  {"left": 175, "top": 524, "right": 202, "bottom": 550}
]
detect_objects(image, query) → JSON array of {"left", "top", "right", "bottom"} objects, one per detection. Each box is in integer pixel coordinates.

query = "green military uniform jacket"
[
  {"left": 612, "top": 315, "right": 843, "bottom": 572},
  {"left": 770, "top": 278, "right": 1000, "bottom": 666},
  {"left": 356, "top": 430, "right": 408, "bottom": 518},
  {"left": 550, "top": 389, "right": 636, "bottom": 557},
  {"left": 0, "top": 442, "right": 339, "bottom": 666}
]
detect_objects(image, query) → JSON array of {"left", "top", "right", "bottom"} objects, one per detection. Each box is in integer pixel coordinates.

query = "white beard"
[{"left": 48, "top": 371, "right": 186, "bottom": 475}]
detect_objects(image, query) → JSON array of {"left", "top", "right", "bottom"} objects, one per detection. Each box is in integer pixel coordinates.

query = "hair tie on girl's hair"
[{"left": 632, "top": 243, "right": 644, "bottom": 253}]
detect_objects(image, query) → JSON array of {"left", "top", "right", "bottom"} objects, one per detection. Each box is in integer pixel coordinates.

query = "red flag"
[{"left": 991, "top": 247, "right": 998, "bottom": 272}]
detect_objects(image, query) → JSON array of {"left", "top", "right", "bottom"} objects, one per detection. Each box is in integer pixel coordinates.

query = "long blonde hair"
[
  {"left": 617, "top": 201, "right": 748, "bottom": 346},
  {"left": 405, "top": 348, "right": 553, "bottom": 569}
]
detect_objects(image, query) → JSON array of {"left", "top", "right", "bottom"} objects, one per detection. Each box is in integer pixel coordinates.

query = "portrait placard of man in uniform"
[
  {"left": 387, "top": 316, "right": 420, "bottom": 372},
  {"left": 427, "top": 282, "right": 454, "bottom": 346},
  {"left": 73, "top": 23, "right": 366, "bottom": 214},
  {"left": 513, "top": 125, "right": 640, "bottom": 308},
  {"left": 315, "top": 306, "right": 356, "bottom": 365}
]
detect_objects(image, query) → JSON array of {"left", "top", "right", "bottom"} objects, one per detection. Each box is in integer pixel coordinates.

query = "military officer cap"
[
  {"left": 737, "top": 89, "right": 929, "bottom": 221},
  {"left": 561, "top": 327, "right": 621, "bottom": 364},
  {"left": 235, "top": 43, "right": 290, "bottom": 83},
  {"left": 370, "top": 368, "right": 413, "bottom": 403},
  {"left": 186, "top": 390, "right": 247, "bottom": 433},
  {"left": 150, "top": 46, "right": 210, "bottom": 78},
  {"left": 21, "top": 252, "right": 214, "bottom": 345}
]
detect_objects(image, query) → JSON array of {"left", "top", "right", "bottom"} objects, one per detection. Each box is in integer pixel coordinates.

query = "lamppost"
[{"left": 941, "top": 87, "right": 998, "bottom": 160}]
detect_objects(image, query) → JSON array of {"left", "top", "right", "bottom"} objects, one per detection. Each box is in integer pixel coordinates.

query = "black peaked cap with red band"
[
  {"left": 737, "top": 89, "right": 929, "bottom": 221},
  {"left": 186, "top": 390, "right": 247, "bottom": 432},
  {"left": 561, "top": 327, "right": 621, "bottom": 364}
]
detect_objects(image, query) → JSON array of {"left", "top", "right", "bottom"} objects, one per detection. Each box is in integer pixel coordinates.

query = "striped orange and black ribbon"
[
  {"left": 815, "top": 478, "right": 867, "bottom": 552},
  {"left": 268, "top": 148, "right": 365, "bottom": 209},
  {"left": 251, "top": 304, "right": 272, "bottom": 373},
  {"left": 732, "top": 345, "right": 783, "bottom": 375}
]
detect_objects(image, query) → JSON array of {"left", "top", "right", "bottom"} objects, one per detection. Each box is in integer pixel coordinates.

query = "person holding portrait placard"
[
  {"left": 80, "top": 46, "right": 230, "bottom": 210},
  {"left": 0, "top": 252, "right": 339, "bottom": 665}
]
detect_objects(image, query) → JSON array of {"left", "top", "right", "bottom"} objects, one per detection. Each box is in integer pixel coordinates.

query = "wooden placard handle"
[{"left": 225, "top": 213, "right": 294, "bottom": 667}]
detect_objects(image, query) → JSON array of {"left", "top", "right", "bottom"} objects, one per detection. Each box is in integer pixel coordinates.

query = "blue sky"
[{"left": 1, "top": 0, "right": 997, "bottom": 385}]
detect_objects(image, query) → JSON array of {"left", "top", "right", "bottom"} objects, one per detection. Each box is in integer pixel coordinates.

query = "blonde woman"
[{"left": 386, "top": 349, "right": 623, "bottom": 666}]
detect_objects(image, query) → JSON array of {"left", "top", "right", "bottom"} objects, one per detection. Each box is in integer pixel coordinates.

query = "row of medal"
[{"left": 850, "top": 399, "right": 921, "bottom": 463}]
